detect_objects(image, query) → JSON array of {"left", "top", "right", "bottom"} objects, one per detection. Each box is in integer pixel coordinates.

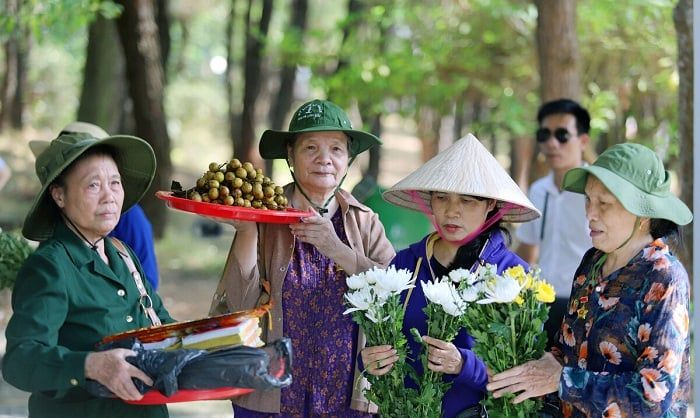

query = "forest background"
[
  {"left": 0, "top": 0, "right": 694, "bottom": 416},
  {"left": 0, "top": 0, "right": 692, "bottom": 250}
]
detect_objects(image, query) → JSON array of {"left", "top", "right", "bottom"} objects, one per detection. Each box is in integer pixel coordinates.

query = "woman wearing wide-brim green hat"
[
  {"left": 488, "top": 142, "right": 692, "bottom": 417},
  {"left": 3, "top": 128, "right": 174, "bottom": 418},
  {"left": 22, "top": 130, "right": 156, "bottom": 241},
  {"left": 208, "top": 99, "right": 395, "bottom": 415}
]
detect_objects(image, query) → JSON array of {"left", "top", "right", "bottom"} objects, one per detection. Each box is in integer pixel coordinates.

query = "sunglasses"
[{"left": 536, "top": 127, "right": 572, "bottom": 143}]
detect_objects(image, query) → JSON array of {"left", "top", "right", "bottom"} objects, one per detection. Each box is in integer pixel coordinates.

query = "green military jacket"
[{"left": 2, "top": 222, "right": 174, "bottom": 418}]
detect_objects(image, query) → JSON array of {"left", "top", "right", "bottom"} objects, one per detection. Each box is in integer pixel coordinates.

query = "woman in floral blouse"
[{"left": 487, "top": 143, "right": 692, "bottom": 417}]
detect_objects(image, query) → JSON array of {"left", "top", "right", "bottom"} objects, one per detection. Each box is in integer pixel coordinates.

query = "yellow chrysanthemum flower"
[
  {"left": 534, "top": 281, "right": 555, "bottom": 303},
  {"left": 504, "top": 265, "right": 527, "bottom": 282}
]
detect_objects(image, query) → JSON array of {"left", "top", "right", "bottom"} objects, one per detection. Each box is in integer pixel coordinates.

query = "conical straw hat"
[{"left": 383, "top": 133, "right": 540, "bottom": 223}]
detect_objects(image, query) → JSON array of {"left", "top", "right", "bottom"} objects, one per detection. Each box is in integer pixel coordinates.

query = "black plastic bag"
[
  {"left": 85, "top": 339, "right": 207, "bottom": 397},
  {"left": 178, "top": 337, "right": 292, "bottom": 391},
  {"left": 85, "top": 338, "right": 292, "bottom": 398}
]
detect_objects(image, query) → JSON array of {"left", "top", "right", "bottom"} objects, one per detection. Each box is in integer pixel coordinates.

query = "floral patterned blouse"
[{"left": 553, "top": 238, "right": 690, "bottom": 417}]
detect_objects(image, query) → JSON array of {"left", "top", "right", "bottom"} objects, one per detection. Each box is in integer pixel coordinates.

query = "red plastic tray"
[
  {"left": 156, "top": 191, "right": 312, "bottom": 224},
  {"left": 99, "top": 306, "right": 270, "bottom": 345},
  {"left": 125, "top": 387, "right": 254, "bottom": 405}
]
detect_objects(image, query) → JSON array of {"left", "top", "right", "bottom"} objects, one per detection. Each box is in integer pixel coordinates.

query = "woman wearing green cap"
[
  {"left": 2, "top": 131, "right": 173, "bottom": 417},
  {"left": 208, "top": 99, "right": 395, "bottom": 416},
  {"left": 487, "top": 143, "right": 691, "bottom": 417}
]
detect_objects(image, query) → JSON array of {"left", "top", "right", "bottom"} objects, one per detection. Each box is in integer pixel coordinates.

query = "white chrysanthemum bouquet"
[
  {"left": 343, "top": 266, "right": 415, "bottom": 417},
  {"left": 462, "top": 264, "right": 555, "bottom": 417},
  {"left": 407, "top": 268, "right": 474, "bottom": 418}
]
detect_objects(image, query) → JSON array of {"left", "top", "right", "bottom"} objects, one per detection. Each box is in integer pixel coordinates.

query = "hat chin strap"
[
  {"left": 286, "top": 155, "right": 356, "bottom": 215},
  {"left": 62, "top": 213, "right": 106, "bottom": 251},
  {"left": 406, "top": 190, "right": 516, "bottom": 246}
]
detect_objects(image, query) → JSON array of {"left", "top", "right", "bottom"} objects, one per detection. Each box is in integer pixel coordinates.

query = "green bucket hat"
[
  {"left": 259, "top": 99, "right": 382, "bottom": 159},
  {"left": 562, "top": 142, "right": 692, "bottom": 225},
  {"left": 22, "top": 131, "right": 156, "bottom": 241}
]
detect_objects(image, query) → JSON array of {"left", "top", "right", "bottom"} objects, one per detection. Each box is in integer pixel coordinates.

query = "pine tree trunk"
[
  {"left": 237, "top": 0, "right": 273, "bottom": 166},
  {"left": 673, "top": 0, "right": 693, "bottom": 271},
  {"left": 418, "top": 106, "right": 440, "bottom": 162},
  {"left": 535, "top": 0, "right": 580, "bottom": 101},
  {"left": 0, "top": 0, "right": 25, "bottom": 132},
  {"left": 266, "top": 0, "right": 308, "bottom": 175},
  {"left": 530, "top": 0, "right": 582, "bottom": 184},
  {"left": 115, "top": 0, "right": 172, "bottom": 238},
  {"left": 226, "top": 0, "right": 241, "bottom": 158},
  {"left": 78, "top": 17, "right": 127, "bottom": 134}
]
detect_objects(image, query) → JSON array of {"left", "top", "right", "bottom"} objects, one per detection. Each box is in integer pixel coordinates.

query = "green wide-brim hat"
[
  {"left": 562, "top": 142, "right": 692, "bottom": 226},
  {"left": 23, "top": 132, "right": 156, "bottom": 241},
  {"left": 259, "top": 99, "right": 382, "bottom": 159}
]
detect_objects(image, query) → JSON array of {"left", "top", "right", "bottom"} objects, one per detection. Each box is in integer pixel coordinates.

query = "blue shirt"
[{"left": 110, "top": 204, "right": 159, "bottom": 289}]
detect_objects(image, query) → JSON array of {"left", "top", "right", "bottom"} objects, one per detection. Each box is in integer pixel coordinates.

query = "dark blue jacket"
[{"left": 392, "top": 230, "right": 528, "bottom": 418}]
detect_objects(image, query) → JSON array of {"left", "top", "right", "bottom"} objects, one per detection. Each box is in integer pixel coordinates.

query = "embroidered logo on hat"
[{"left": 295, "top": 101, "right": 324, "bottom": 122}]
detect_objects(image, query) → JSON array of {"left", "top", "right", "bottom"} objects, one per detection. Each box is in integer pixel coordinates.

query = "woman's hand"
[
  {"left": 85, "top": 349, "right": 153, "bottom": 401},
  {"left": 423, "top": 336, "right": 463, "bottom": 375},
  {"left": 486, "top": 351, "right": 562, "bottom": 403},
  {"left": 360, "top": 345, "right": 398, "bottom": 376},
  {"left": 289, "top": 208, "right": 343, "bottom": 256}
]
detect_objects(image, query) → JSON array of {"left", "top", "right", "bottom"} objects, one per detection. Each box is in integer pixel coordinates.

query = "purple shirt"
[{"left": 234, "top": 210, "right": 372, "bottom": 417}]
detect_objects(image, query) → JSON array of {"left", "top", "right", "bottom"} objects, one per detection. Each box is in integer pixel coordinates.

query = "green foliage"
[
  {"left": 0, "top": 230, "right": 33, "bottom": 290},
  {"left": 0, "top": 0, "right": 121, "bottom": 42},
  {"left": 463, "top": 265, "right": 552, "bottom": 417},
  {"left": 1, "top": 0, "right": 685, "bottom": 192},
  {"left": 578, "top": 0, "right": 679, "bottom": 155}
]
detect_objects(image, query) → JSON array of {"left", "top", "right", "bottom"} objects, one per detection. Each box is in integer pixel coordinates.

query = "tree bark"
[
  {"left": 331, "top": 0, "right": 362, "bottom": 84},
  {"left": 0, "top": 0, "right": 27, "bottom": 132},
  {"left": 417, "top": 106, "right": 440, "bottom": 162},
  {"left": 226, "top": 0, "right": 241, "bottom": 158},
  {"left": 530, "top": 0, "right": 582, "bottom": 185},
  {"left": 535, "top": 0, "right": 581, "bottom": 101},
  {"left": 78, "top": 17, "right": 127, "bottom": 134},
  {"left": 115, "top": 0, "right": 172, "bottom": 238},
  {"left": 156, "top": 0, "right": 171, "bottom": 72},
  {"left": 237, "top": 0, "right": 273, "bottom": 166},
  {"left": 673, "top": 0, "right": 693, "bottom": 270},
  {"left": 266, "top": 0, "right": 308, "bottom": 174}
]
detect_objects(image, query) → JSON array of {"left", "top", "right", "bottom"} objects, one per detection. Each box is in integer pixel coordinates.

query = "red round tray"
[
  {"left": 126, "top": 387, "right": 254, "bottom": 405},
  {"left": 99, "top": 306, "right": 270, "bottom": 345},
  {"left": 156, "top": 191, "right": 312, "bottom": 224}
]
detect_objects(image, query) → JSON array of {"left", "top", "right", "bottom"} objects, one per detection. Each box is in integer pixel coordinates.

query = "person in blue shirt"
[
  {"left": 29, "top": 122, "right": 160, "bottom": 288},
  {"left": 110, "top": 203, "right": 160, "bottom": 288}
]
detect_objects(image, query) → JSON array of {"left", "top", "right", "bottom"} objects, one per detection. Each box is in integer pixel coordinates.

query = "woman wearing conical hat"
[{"left": 360, "top": 133, "right": 540, "bottom": 418}]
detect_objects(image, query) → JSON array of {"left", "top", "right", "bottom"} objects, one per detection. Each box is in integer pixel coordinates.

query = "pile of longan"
[{"left": 188, "top": 159, "right": 288, "bottom": 210}]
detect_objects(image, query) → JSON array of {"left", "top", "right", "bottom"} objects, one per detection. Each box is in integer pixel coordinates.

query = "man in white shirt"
[{"left": 516, "top": 99, "right": 592, "bottom": 347}]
